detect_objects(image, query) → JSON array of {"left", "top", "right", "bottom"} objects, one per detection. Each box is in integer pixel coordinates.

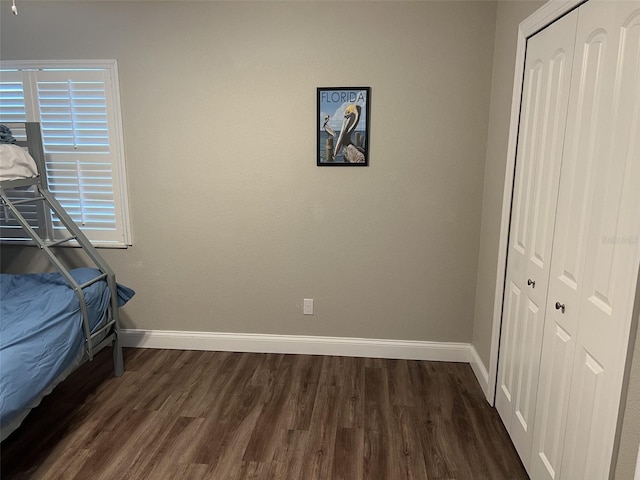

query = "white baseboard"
[
  {"left": 120, "top": 329, "right": 471, "bottom": 363},
  {"left": 469, "top": 344, "right": 490, "bottom": 401}
]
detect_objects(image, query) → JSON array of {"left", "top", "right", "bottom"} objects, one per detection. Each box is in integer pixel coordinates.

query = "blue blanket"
[{"left": 0, "top": 268, "right": 134, "bottom": 434}]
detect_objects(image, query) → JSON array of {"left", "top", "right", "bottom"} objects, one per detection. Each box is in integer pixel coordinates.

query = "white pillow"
[{"left": 0, "top": 144, "right": 38, "bottom": 181}]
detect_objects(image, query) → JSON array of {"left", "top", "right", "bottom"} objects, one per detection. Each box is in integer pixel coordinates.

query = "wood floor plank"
[
  {"left": 271, "top": 429, "right": 308, "bottom": 480},
  {"left": 249, "top": 353, "right": 284, "bottom": 387},
  {"left": 390, "top": 405, "right": 429, "bottom": 479},
  {"left": 242, "top": 382, "right": 290, "bottom": 463},
  {"left": 300, "top": 383, "right": 340, "bottom": 480},
  {"left": 94, "top": 411, "right": 175, "bottom": 480},
  {"left": 363, "top": 366, "right": 392, "bottom": 479},
  {"left": 70, "top": 409, "right": 152, "bottom": 479},
  {"left": 387, "top": 359, "right": 416, "bottom": 407},
  {"left": 1, "top": 348, "right": 529, "bottom": 480},
  {"left": 336, "top": 356, "right": 364, "bottom": 429},
  {"left": 233, "top": 460, "right": 277, "bottom": 480},
  {"left": 180, "top": 350, "right": 243, "bottom": 418},
  {"left": 363, "top": 428, "right": 387, "bottom": 480},
  {"left": 39, "top": 448, "right": 95, "bottom": 480},
  {"left": 190, "top": 384, "right": 263, "bottom": 468},
  {"left": 331, "top": 427, "right": 364, "bottom": 480},
  {"left": 283, "top": 355, "right": 322, "bottom": 431},
  {"left": 134, "top": 416, "right": 207, "bottom": 478},
  {"left": 415, "top": 404, "right": 460, "bottom": 479},
  {"left": 207, "top": 398, "right": 265, "bottom": 479}
]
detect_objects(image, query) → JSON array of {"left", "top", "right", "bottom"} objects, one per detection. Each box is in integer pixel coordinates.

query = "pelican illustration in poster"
[{"left": 317, "top": 87, "right": 370, "bottom": 166}]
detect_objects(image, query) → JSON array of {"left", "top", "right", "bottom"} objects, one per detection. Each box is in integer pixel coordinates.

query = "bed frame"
[{"left": 0, "top": 122, "right": 124, "bottom": 376}]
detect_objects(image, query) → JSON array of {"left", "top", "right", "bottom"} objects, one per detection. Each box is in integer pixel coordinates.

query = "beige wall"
[{"left": 0, "top": 1, "right": 497, "bottom": 342}]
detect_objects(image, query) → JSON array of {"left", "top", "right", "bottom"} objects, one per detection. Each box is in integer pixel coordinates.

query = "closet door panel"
[
  {"left": 529, "top": 320, "right": 574, "bottom": 480},
  {"left": 531, "top": 5, "right": 612, "bottom": 477},
  {"left": 496, "top": 281, "right": 523, "bottom": 425},
  {"left": 532, "top": 2, "right": 640, "bottom": 479},
  {"left": 560, "top": 3, "right": 640, "bottom": 479},
  {"left": 496, "top": 51, "right": 544, "bottom": 429},
  {"left": 511, "top": 295, "right": 545, "bottom": 461},
  {"left": 496, "top": 9, "right": 577, "bottom": 469}
]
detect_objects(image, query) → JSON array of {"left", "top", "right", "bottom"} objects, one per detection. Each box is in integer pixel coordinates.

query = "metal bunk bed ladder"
[{"left": 0, "top": 123, "right": 124, "bottom": 375}]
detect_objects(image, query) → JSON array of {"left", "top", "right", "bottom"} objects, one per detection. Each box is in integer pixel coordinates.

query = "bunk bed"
[{"left": 0, "top": 122, "right": 134, "bottom": 441}]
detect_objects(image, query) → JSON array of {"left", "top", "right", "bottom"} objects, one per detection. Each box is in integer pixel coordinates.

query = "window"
[{"left": 0, "top": 60, "right": 131, "bottom": 247}]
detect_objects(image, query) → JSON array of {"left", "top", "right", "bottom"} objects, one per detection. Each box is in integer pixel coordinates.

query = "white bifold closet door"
[
  {"left": 495, "top": 9, "right": 577, "bottom": 470},
  {"left": 530, "top": 1, "right": 640, "bottom": 480}
]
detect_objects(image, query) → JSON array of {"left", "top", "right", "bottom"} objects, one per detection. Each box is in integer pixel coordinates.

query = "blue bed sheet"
[{"left": 0, "top": 268, "right": 134, "bottom": 435}]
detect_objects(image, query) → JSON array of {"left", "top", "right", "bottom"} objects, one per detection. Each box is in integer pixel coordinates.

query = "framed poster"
[{"left": 317, "top": 87, "right": 370, "bottom": 166}]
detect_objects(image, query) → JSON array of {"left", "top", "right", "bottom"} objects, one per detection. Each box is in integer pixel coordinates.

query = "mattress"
[{"left": 0, "top": 267, "right": 134, "bottom": 440}]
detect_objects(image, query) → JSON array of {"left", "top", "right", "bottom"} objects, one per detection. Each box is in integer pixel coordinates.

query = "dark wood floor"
[{"left": 1, "top": 348, "right": 528, "bottom": 479}]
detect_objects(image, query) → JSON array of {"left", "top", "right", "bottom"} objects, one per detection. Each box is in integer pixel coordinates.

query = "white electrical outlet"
[{"left": 303, "top": 298, "right": 314, "bottom": 315}]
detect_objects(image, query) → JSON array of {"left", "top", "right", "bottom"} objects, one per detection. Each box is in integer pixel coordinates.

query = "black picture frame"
[{"left": 317, "top": 87, "right": 370, "bottom": 166}]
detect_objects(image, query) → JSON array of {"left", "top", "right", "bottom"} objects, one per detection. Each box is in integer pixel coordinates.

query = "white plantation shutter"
[
  {"left": 0, "top": 73, "right": 28, "bottom": 124},
  {"left": 36, "top": 70, "right": 119, "bottom": 241},
  {"left": 0, "top": 188, "right": 46, "bottom": 241},
  {"left": 0, "top": 71, "right": 42, "bottom": 240},
  {"left": 0, "top": 61, "right": 131, "bottom": 247},
  {"left": 37, "top": 73, "right": 110, "bottom": 152},
  {"left": 47, "top": 158, "right": 117, "bottom": 233}
]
